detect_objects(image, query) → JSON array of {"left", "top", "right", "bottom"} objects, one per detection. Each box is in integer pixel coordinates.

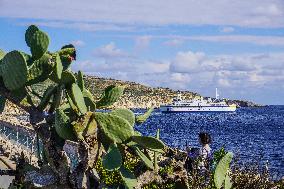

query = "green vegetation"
[{"left": 0, "top": 25, "right": 281, "bottom": 189}]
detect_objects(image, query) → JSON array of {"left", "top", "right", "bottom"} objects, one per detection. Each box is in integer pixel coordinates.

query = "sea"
[{"left": 135, "top": 106, "right": 284, "bottom": 179}]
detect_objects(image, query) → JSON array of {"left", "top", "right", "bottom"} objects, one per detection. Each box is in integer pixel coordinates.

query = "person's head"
[{"left": 199, "top": 132, "right": 211, "bottom": 145}]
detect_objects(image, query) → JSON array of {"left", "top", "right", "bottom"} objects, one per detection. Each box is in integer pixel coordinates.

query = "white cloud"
[
  {"left": 71, "top": 40, "right": 85, "bottom": 47},
  {"left": 220, "top": 26, "right": 235, "bottom": 33},
  {"left": 134, "top": 36, "right": 152, "bottom": 50},
  {"left": 72, "top": 50, "right": 284, "bottom": 104},
  {"left": 1, "top": 0, "right": 284, "bottom": 28},
  {"left": 164, "top": 39, "right": 184, "bottom": 47},
  {"left": 93, "top": 42, "right": 128, "bottom": 58}
]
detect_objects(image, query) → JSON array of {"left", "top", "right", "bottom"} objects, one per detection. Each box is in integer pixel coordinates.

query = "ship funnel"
[{"left": 215, "top": 88, "right": 219, "bottom": 99}]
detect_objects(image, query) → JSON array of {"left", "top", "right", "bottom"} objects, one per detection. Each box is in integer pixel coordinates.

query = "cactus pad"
[
  {"left": 214, "top": 152, "right": 233, "bottom": 189},
  {"left": 131, "top": 136, "right": 165, "bottom": 152},
  {"left": 96, "top": 85, "right": 124, "bottom": 108},
  {"left": 119, "top": 166, "right": 137, "bottom": 188},
  {"left": 135, "top": 108, "right": 154, "bottom": 125},
  {"left": 95, "top": 112, "right": 134, "bottom": 143},
  {"left": 111, "top": 108, "right": 135, "bottom": 127},
  {"left": 102, "top": 143, "right": 122, "bottom": 171},
  {"left": 2, "top": 51, "right": 28, "bottom": 91},
  {"left": 55, "top": 108, "right": 76, "bottom": 141},
  {"left": 30, "top": 30, "right": 49, "bottom": 60},
  {"left": 133, "top": 146, "right": 154, "bottom": 170},
  {"left": 60, "top": 70, "right": 76, "bottom": 86},
  {"left": 67, "top": 83, "right": 87, "bottom": 114},
  {"left": 77, "top": 71, "right": 84, "bottom": 91},
  {"left": 27, "top": 53, "right": 53, "bottom": 85},
  {"left": 25, "top": 25, "right": 39, "bottom": 47},
  {"left": 37, "top": 86, "right": 57, "bottom": 111}
]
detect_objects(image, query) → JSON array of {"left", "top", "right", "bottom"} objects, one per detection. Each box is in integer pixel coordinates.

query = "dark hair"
[{"left": 199, "top": 132, "right": 211, "bottom": 145}]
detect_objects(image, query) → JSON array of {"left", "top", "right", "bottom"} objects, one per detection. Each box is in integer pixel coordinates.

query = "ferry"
[{"left": 160, "top": 88, "right": 237, "bottom": 113}]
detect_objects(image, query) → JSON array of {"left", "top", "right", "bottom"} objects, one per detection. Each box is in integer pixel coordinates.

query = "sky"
[{"left": 0, "top": 0, "right": 284, "bottom": 105}]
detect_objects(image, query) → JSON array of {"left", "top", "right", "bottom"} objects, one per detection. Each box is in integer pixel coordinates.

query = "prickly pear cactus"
[
  {"left": 133, "top": 146, "right": 154, "bottom": 170},
  {"left": 37, "top": 86, "right": 57, "bottom": 111},
  {"left": 0, "top": 49, "right": 5, "bottom": 76},
  {"left": 96, "top": 85, "right": 124, "bottom": 108},
  {"left": 27, "top": 53, "right": 53, "bottom": 85},
  {"left": 55, "top": 108, "right": 76, "bottom": 140},
  {"left": 111, "top": 108, "right": 135, "bottom": 127},
  {"left": 102, "top": 143, "right": 122, "bottom": 171},
  {"left": 30, "top": 30, "right": 50, "bottom": 60},
  {"left": 131, "top": 136, "right": 165, "bottom": 152},
  {"left": 25, "top": 25, "right": 39, "bottom": 47},
  {"left": 1, "top": 51, "right": 28, "bottom": 91},
  {"left": 214, "top": 152, "right": 233, "bottom": 189},
  {"left": 67, "top": 83, "right": 87, "bottom": 114},
  {"left": 135, "top": 107, "right": 154, "bottom": 125},
  {"left": 95, "top": 112, "right": 134, "bottom": 144},
  {"left": 119, "top": 166, "right": 137, "bottom": 189},
  {"left": 60, "top": 70, "right": 76, "bottom": 85},
  {"left": 77, "top": 71, "right": 84, "bottom": 91}
]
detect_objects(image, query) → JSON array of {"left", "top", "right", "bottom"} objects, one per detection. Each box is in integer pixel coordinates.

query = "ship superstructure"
[{"left": 160, "top": 88, "right": 236, "bottom": 112}]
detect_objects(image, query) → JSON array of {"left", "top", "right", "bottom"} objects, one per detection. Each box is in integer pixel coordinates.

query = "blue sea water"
[{"left": 135, "top": 106, "right": 284, "bottom": 178}]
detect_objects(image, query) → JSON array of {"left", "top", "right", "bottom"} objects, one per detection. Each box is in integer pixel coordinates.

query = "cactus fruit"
[
  {"left": 96, "top": 85, "right": 124, "bottom": 108},
  {"left": 25, "top": 25, "right": 39, "bottom": 47},
  {"left": 58, "top": 45, "right": 76, "bottom": 70},
  {"left": 26, "top": 53, "right": 53, "bottom": 85},
  {"left": 135, "top": 107, "right": 154, "bottom": 125},
  {"left": 1, "top": 51, "right": 28, "bottom": 91},
  {"left": 67, "top": 83, "right": 87, "bottom": 114},
  {"left": 131, "top": 136, "right": 165, "bottom": 152},
  {"left": 0, "top": 95, "right": 6, "bottom": 113},
  {"left": 102, "top": 143, "right": 122, "bottom": 171},
  {"left": 133, "top": 146, "right": 154, "bottom": 170},
  {"left": 55, "top": 108, "right": 76, "bottom": 140},
  {"left": 37, "top": 86, "right": 57, "bottom": 111},
  {"left": 95, "top": 112, "right": 134, "bottom": 143},
  {"left": 214, "top": 152, "right": 233, "bottom": 189},
  {"left": 111, "top": 108, "right": 135, "bottom": 127},
  {"left": 30, "top": 30, "right": 50, "bottom": 60},
  {"left": 119, "top": 166, "right": 137, "bottom": 189},
  {"left": 77, "top": 71, "right": 84, "bottom": 91},
  {"left": 60, "top": 70, "right": 76, "bottom": 86}
]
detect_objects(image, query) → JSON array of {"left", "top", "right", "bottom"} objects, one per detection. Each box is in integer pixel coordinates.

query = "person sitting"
[{"left": 185, "top": 132, "right": 212, "bottom": 172}]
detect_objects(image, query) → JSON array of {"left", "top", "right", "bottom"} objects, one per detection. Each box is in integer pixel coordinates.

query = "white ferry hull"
[{"left": 160, "top": 105, "right": 236, "bottom": 112}]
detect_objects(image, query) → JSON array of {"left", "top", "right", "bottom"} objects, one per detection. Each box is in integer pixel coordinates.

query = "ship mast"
[{"left": 215, "top": 88, "right": 219, "bottom": 99}]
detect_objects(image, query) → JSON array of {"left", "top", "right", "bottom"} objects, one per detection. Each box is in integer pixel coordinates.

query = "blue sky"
[{"left": 0, "top": 0, "right": 284, "bottom": 104}]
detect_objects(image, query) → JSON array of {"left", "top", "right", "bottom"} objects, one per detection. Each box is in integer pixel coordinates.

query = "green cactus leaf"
[
  {"left": 25, "top": 25, "right": 39, "bottom": 47},
  {"left": 135, "top": 108, "right": 154, "bottom": 125},
  {"left": 214, "top": 152, "right": 233, "bottom": 189},
  {"left": 111, "top": 108, "right": 135, "bottom": 127},
  {"left": 55, "top": 108, "right": 76, "bottom": 141},
  {"left": 0, "top": 95, "right": 6, "bottom": 114},
  {"left": 96, "top": 85, "right": 124, "bottom": 108},
  {"left": 131, "top": 136, "right": 165, "bottom": 152},
  {"left": 30, "top": 30, "right": 49, "bottom": 60},
  {"left": 60, "top": 70, "right": 76, "bottom": 86},
  {"left": 20, "top": 51, "right": 33, "bottom": 67},
  {"left": 102, "top": 143, "right": 122, "bottom": 171},
  {"left": 37, "top": 86, "right": 57, "bottom": 111},
  {"left": 95, "top": 112, "right": 134, "bottom": 143},
  {"left": 49, "top": 53, "right": 63, "bottom": 82},
  {"left": 119, "top": 166, "right": 137, "bottom": 189},
  {"left": 2, "top": 51, "right": 28, "bottom": 91},
  {"left": 26, "top": 53, "right": 53, "bottom": 85},
  {"left": 82, "top": 88, "right": 96, "bottom": 111},
  {"left": 67, "top": 83, "right": 87, "bottom": 114},
  {"left": 77, "top": 71, "right": 84, "bottom": 91},
  {"left": 224, "top": 172, "right": 232, "bottom": 189},
  {"left": 133, "top": 146, "right": 154, "bottom": 170}
]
